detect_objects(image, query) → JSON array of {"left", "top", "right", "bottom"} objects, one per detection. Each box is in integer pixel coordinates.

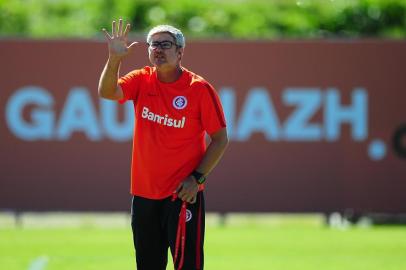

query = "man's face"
[{"left": 148, "top": 32, "right": 183, "bottom": 70}]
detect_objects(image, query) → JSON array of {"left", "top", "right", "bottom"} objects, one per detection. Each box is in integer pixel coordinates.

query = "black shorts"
[{"left": 131, "top": 191, "right": 205, "bottom": 270}]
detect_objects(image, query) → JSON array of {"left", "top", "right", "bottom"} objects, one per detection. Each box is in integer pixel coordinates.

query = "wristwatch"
[{"left": 191, "top": 170, "right": 206, "bottom": 184}]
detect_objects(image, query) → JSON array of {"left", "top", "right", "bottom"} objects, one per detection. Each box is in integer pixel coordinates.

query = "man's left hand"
[{"left": 175, "top": 176, "right": 199, "bottom": 203}]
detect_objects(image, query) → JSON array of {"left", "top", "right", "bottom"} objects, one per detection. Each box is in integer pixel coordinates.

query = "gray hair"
[{"left": 147, "top": 25, "right": 185, "bottom": 48}]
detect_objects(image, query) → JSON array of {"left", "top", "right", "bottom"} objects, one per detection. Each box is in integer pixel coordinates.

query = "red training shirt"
[{"left": 118, "top": 66, "right": 226, "bottom": 199}]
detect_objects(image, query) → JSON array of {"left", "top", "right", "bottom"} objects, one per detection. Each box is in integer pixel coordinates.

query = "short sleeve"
[
  {"left": 117, "top": 69, "right": 143, "bottom": 104},
  {"left": 200, "top": 83, "right": 227, "bottom": 135}
]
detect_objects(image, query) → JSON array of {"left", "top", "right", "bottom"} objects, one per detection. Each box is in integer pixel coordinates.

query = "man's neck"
[{"left": 156, "top": 66, "right": 183, "bottom": 83}]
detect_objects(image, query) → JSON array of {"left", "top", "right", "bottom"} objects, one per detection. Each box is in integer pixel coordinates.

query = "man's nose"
[{"left": 153, "top": 46, "right": 163, "bottom": 52}]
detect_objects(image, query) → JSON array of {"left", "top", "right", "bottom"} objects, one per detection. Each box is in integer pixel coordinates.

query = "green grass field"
[{"left": 1, "top": 214, "right": 406, "bottom": 270}]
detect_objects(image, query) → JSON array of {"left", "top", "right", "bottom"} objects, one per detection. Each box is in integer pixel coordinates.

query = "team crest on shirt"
[
  {"left": 172, "top": 96, "right": 188, "bottom": 110},
  {"left": 186, "top": 209, "right": 192, "bottom": 222}
]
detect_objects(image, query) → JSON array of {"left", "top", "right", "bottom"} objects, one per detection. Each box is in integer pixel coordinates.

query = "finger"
[
  {"left": 174, "top": 182, "right": 183, "bottom": 194},
  {"left": 118, "top": 18, "right": 123, "bottom": 37},
  {"left": 102, "top": 28, "right": 112, "bottom": 40},
  {"left": 123, "top": 23, "right": 131, "bottom": 38},
  {"left": 186, "top": 194, "right": 195, "bottom": 203},
  {"left": 112, "top": 20, "right": 117, "bottom": 37},
  {"left": 178, "top": 188, "right": 187, "bottom": 200},
  {"left": 177, "top": 192, "right": 186, "bottom": 201},
  {"left": 182, "top": 189, "right": 194, "bottom": 202},
  {"left": 127, "top": 41, "right": 139, "bottom": 52},
  {"left": 185, "top": 196, "right": 193, "bottom": 204},
  {"left": 190, "top": 196, "right": 197, "bottom": 204},
  {"left": 187, "top": 195, "right": 195, "bottom": 203}
]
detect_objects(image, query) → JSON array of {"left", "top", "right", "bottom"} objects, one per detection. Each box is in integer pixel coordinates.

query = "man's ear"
[{"left": 177, "top": 47, "right": 184, "bottom": 60}]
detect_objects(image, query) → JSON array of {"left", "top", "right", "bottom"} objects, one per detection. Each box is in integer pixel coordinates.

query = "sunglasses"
[{"left": 148, "top": 40, "right": 179, "bottom": 50}]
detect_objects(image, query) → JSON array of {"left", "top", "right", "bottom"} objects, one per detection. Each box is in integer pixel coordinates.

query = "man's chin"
[
  {"left": 153, "top": 61, "right": 166, "bottom": 67},
  {"left": 154, "top": 63, "right": 176, "bottom": 70}
]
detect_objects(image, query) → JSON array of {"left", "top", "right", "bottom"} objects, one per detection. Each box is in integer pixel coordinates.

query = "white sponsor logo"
[
  {"left": 173, "top": 96, "right": 187, "bottom": 110},
  {"left": 141, "top": 106, "right": 186, "bottom": 128},
  {"left": 186, "top": 209, "right": 192, "bottom": 222}
]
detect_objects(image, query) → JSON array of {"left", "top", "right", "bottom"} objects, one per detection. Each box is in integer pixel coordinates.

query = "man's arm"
[
  {"left": 195, "top": 128, "right": 229, "bottom": 175},
  {"left": 177, "top": 128, "right": 229, "bottom": 203},
  {"left": 98, "top": 19, "right": 138, "bottom": 100},
  {"left": 98, "top": 57, "right": 124, "bottom": 100}
]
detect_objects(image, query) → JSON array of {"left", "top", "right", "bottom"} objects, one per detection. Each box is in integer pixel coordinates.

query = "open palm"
[{"left": 102, "top": 19, "right": 138, "bottom": 59}]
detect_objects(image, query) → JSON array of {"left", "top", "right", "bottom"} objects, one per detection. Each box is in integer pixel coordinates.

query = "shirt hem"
[{"left": 131, "top": 186, "right": 205, "bottom": 200}]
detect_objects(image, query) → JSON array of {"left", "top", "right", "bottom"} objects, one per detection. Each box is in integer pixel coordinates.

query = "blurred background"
[
  {"left": 2, "top": 0, "right": 406, "bottom": 39},
  {"left": 1, "top": 0, "right": 406, "bottom": 269}
]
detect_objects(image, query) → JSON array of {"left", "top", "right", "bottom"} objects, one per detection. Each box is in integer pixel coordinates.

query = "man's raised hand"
[{"left": 102, "top": 19, "right": 138, "bottom": 59}]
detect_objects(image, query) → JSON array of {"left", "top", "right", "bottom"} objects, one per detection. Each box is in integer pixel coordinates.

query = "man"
[{"left": 98, "top": 19, "right": 228, "bottom": 270}]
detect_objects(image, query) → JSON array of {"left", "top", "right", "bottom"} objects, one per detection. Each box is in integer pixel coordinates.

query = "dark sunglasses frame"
[{"left": 147, "top": 40, "right": 180, "bottom": 50}]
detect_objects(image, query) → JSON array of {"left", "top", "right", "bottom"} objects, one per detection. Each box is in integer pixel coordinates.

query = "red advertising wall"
[{"left": 1, "top": 40, "right": 405, "bottom": 213}]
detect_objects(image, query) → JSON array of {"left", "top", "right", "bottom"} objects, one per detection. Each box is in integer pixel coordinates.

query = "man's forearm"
[
  {"left": 195, "top": 129, "right": 229, "bottom": 176},
  {"left": 98, "top": 57, "right": 121, "bottom": 99}
]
